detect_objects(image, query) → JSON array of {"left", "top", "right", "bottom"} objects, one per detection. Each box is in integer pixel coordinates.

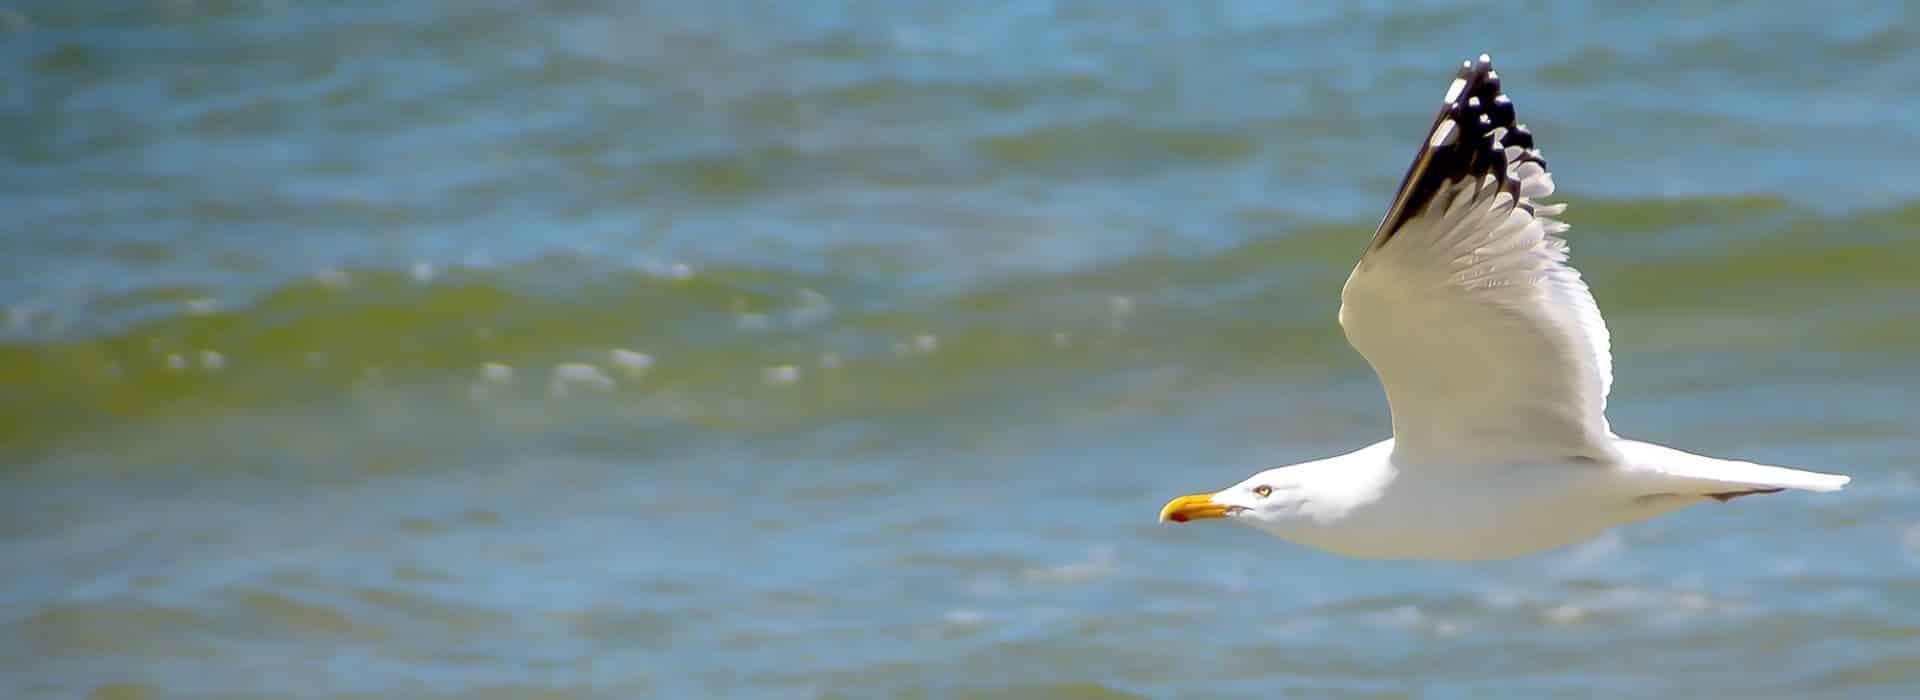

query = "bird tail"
[{"left": 1618, "top": 440, "right": 1850, "bottom": 500}]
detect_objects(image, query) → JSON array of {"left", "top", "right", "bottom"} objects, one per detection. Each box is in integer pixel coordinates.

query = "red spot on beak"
[{"left": 1168, "top": 513, "right": 1190, "bottom": 523}]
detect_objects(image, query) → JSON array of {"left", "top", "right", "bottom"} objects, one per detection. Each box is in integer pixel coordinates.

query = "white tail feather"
[{"left": 1618, "top": 439, "right": 1851, "bottom": 493}]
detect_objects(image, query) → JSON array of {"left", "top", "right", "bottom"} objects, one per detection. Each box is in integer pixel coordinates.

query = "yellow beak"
[{"left": 1158, "top": 492, "right": 1230, "bottom": 523}]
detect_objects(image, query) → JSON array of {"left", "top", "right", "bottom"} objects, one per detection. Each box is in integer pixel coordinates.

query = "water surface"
[{"left": 4, "top": 1, "right": 1919, "bottom": 698}]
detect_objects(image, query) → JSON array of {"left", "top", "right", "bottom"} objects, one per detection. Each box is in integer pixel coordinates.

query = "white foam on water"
[
  {"left": 1545, "top": 604, "right": 1587, "bottom": 624},
  {"left": 943, "top": 609, "right": 985, "bottom": 626},
  {"left": 481, "top": 362, "right": 514, "bottom": 383},
  {"left": 183, "top": 298, "right": 219, "bottom": 316},
  {"left": 609, "top": 349, "right": 653, "bottom": 374},
  {"left": 1363, "top": 604, "right": 1427, "bottom": 631},
  {"left": 549, "top": 363, "right": 614, "bottom": 396},
  {"left": 764, "top": 365, "right": 800, "bottom": 385}
]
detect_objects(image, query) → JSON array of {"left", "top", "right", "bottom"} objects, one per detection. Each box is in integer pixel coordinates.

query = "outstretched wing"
[{"left": 1339, "top": 54, "right": 1616, "bottom": 461}]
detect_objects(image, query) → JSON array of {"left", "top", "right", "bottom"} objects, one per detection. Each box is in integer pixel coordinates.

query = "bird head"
[{"left": 1158, "top": 467, "right": 1309, "bottom": 527}]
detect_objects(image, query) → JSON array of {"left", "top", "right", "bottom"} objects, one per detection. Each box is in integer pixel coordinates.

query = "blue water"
[{"left": 4, "top": 2, "right": 1919, "bottom": 698}]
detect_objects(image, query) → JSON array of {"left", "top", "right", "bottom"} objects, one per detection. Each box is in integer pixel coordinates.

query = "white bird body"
[
  {"left": 1158, "top": 54, "right": 1849, "bottom": 560},
  {"left": 1223, "top": 439, "right": 1843, "bottom": 560}
]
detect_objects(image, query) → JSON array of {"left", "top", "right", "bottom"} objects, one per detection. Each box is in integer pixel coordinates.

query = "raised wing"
[{"left": 1339, "top": 54, "right": 1616, "bottom": 461}]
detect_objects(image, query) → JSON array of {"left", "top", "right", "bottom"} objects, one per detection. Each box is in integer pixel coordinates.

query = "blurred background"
[{"left": 4, "top": 1, "right": 1918, "bottom": 698}]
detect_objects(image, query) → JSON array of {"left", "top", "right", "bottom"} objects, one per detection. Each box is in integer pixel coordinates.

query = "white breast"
[{"left": 1259, "top": 455, "right": 1685, "bottom": 560}]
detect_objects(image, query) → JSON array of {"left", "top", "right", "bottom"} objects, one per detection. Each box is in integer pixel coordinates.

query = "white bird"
[{"left": 1158, "top": 54, "right": 1850, "bottom": 560}]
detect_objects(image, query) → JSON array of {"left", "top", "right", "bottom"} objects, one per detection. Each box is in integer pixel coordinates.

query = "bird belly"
[{"left": 1265, "top": 465, "right": 1674, "bottom": 560}]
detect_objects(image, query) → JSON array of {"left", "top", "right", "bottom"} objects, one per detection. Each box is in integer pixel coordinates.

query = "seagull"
[{"left": 1157, "top": 54, "right": 1850, "bottom": 560}]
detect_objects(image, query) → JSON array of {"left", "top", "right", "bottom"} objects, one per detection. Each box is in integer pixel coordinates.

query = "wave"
[{"left": 3, "top": 195, "right": 1915, "bottom": 462}]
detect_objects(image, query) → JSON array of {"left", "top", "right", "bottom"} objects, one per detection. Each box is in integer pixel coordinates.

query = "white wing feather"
[{"left": 1338, "top": 56, "right": 1616, "bottom": 462}]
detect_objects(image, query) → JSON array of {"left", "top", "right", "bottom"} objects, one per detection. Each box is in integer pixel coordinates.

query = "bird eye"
[{"left": 1253, "top": 485, "right": 1272, "bottom": 498}]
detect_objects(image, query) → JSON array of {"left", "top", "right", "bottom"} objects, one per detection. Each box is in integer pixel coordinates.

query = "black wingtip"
[{"left": 1368, "top": 53, "right": 1549, "bottom": 250}]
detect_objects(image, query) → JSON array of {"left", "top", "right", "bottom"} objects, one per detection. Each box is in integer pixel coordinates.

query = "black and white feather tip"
[{"left": 1368, "top": 53, "right": 1555, "bottom": 250}]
